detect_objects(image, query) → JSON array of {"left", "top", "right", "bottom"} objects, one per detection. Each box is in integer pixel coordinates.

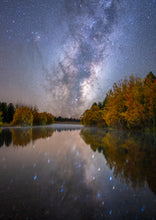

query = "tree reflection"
[
  {"left": 0, "top": 129, "right": 12, "bottom": 147},
  {"left": 80, "top": 128, "right": 156, "bottom": 194},
  {"left": 11, "top": 128, "right": 32, "bottom": 146},
  {"left": 32, "top": 127, "right": 54, "bottom": 141},
  {"left": 0, "top": 127, "right": 54, "bottom": 147}
]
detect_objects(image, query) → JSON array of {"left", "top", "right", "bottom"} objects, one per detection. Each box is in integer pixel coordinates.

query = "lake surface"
[{"left": 0, "top": 124, "right": 156, "bottom": 219}]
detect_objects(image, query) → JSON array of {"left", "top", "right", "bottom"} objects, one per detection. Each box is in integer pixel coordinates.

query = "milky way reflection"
[{"left": 0, "top": 125, "right": 156, "bottom": 219}]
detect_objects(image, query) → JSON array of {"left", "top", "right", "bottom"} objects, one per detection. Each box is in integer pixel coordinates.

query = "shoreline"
[
  {"left": 0, "top": 123, "right": 155, "bottom": 134},
  {"left": 0, "top": 122, "right": 83, "bottom": 129}
]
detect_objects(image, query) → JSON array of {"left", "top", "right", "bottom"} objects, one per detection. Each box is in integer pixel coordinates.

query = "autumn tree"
[
  {"left": 121, "top": 76, "right": 146, "bottom": 129},
  {"left": 33, "top": 111, "right": 40, "bottom": 125},
  {"left": 11, "top": 107, "right": 33, "bottom": 126},
  {"left": 103, "top": 73, "right": 156, "bottom": 129},
  {"left": 103, "top": 80, "right": 127, "bottom": 128},
  {"left": 46, "top": 113, "right": 55, "bottom": 124},
  {"left": 81, "top": 105, "right": 106, "bottom": 127},
  {"left": 144, "top": 72, "right": 156, "bottom": 128},
  {"left": 82, "top": 72, "right": 156, "bottom": 130},
  {"left": 39, "top": 112, "right": 47, "bottom": 125},
  {"left": 33, "top": 112, "right": 47, "bottom": 125}
]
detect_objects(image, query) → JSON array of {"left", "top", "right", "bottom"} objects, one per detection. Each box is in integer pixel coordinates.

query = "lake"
[{"left": 0, "top": 124, "right": 156, "bottom": 219}]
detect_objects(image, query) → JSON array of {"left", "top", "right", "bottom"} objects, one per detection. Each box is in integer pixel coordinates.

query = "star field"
[{"left": 0, "top": 0, "right": 156, "bottom": 117}]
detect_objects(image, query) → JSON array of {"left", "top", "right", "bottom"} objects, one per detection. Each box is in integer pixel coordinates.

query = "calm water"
[{"left": 0, "top": 124, "right": 156, "bottom": 220}]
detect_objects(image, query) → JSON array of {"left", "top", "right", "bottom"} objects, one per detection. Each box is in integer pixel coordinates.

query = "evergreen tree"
[
  {"left": 7, "top": 103, "right": 15, "bottom": 123},
  {"left": 0, "top": 102, "right": 8, "bottom": 123},
  {"left": 0, "top": 111, "right": 3, "bottom": 125}
]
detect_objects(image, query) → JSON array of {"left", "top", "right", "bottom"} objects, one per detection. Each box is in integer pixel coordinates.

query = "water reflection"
[
  {"left": 0, "top": 126, "right": 155, "bottom": 219},
  {"left": 0, "top": 129, "right": 12, "bottom": 147},
  {"left": 0, "top": 125, "right": 83, "bottom": 148},
  {"left": 81, "top": 128, "right": 156, "bottom": 194},
  {"left": 0, "top": 127, "right": 54, "bottom": 147}
]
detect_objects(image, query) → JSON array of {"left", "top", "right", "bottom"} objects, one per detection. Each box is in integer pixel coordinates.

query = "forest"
[
  {"left": 0, "top": 103, "right": 55, "bottom": 126},
  {"left": 81, "top": 72, "right": 156, "bottom": 130}
]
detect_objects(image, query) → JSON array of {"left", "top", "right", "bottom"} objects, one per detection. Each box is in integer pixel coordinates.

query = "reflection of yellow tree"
[
  {"left": 81, "top": 128, "right": 156, "bottom": 193},
  {"left": 32, "top": 127, "right": 54, "bottom": 141},
  {"left": 11, "top": 128, "right": 32, "bottom": 146},
  {"left": 11, "top": 127, "right": 54, "bottom": 146},
  {"left": 80, "top": 128, "right": 106, "bottom": 151},
  {"left": 102, "top": 133, "right": 148, "bottom": 187}
]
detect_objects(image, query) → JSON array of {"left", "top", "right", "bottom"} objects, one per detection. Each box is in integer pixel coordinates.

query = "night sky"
[{"left": 0, "top": 0, "right": 156, "bottom": 117}]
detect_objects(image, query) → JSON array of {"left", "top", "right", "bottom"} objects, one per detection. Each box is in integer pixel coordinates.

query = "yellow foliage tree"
[
  {"left": 81, "top": 104, "right": 106, "bottom": 127},
  {"left": 82, "top": 72, "right": 156, "bottom": 130},
  {"left": 11, "top": 107, "right": 33, "bottom": 126},
  {"left": 103, "top": 73, "right": 156, "bottom": 129},
  {"left": 121, "top": 77, "right": 146, "bottom": 129},
  {"left": 46, "top": 113, "right": 55, "bottom": 124},
  {"left": 103, "top": 80, "right": 127, "bottom": 128},
  {"left": 33, "top": 111, "right": 50, "bottom": 125},
  {"left": 39, "top": 112, "right": 47, "bottom": 125}
]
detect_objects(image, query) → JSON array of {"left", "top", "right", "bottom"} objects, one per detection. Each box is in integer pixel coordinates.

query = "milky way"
[
  {"left": 0, "top": 0, "right": 156, "bottom": 117},
  {"left": 44, "top": 0, "right": 121, "bottom": 116}
]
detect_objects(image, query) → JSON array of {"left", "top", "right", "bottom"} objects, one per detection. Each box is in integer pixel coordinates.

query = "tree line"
[
  {"left": 0, "top": 103, "right": 55, "bottom": 126},
  {"left": 54, "top": 116, "right": 80, "bottom": 122},
  {"left": 81, "top": 72, "right": 156, "bottom": 130}
]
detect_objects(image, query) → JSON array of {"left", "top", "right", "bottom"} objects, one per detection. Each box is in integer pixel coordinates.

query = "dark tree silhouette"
[
  {"left": 0, "top": 102, "right": 8, "bottom": 123},
  {"left": 6, "top": 103, "right": 15, "bottom": 123}
]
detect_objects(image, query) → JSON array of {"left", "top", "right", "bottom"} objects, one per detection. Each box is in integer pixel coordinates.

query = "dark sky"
[{"left": 0, "top": 0, "right": 156, "bottom": 117}]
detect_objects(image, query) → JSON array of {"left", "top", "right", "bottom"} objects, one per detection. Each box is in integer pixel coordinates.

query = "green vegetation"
[{"left": 81, "top": 72, "right": 156, "bottom": 130}]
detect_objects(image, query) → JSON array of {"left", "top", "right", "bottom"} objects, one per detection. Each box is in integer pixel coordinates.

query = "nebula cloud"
[{"left": 44, "top": 0, "right": 121, "bottom": 117}]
